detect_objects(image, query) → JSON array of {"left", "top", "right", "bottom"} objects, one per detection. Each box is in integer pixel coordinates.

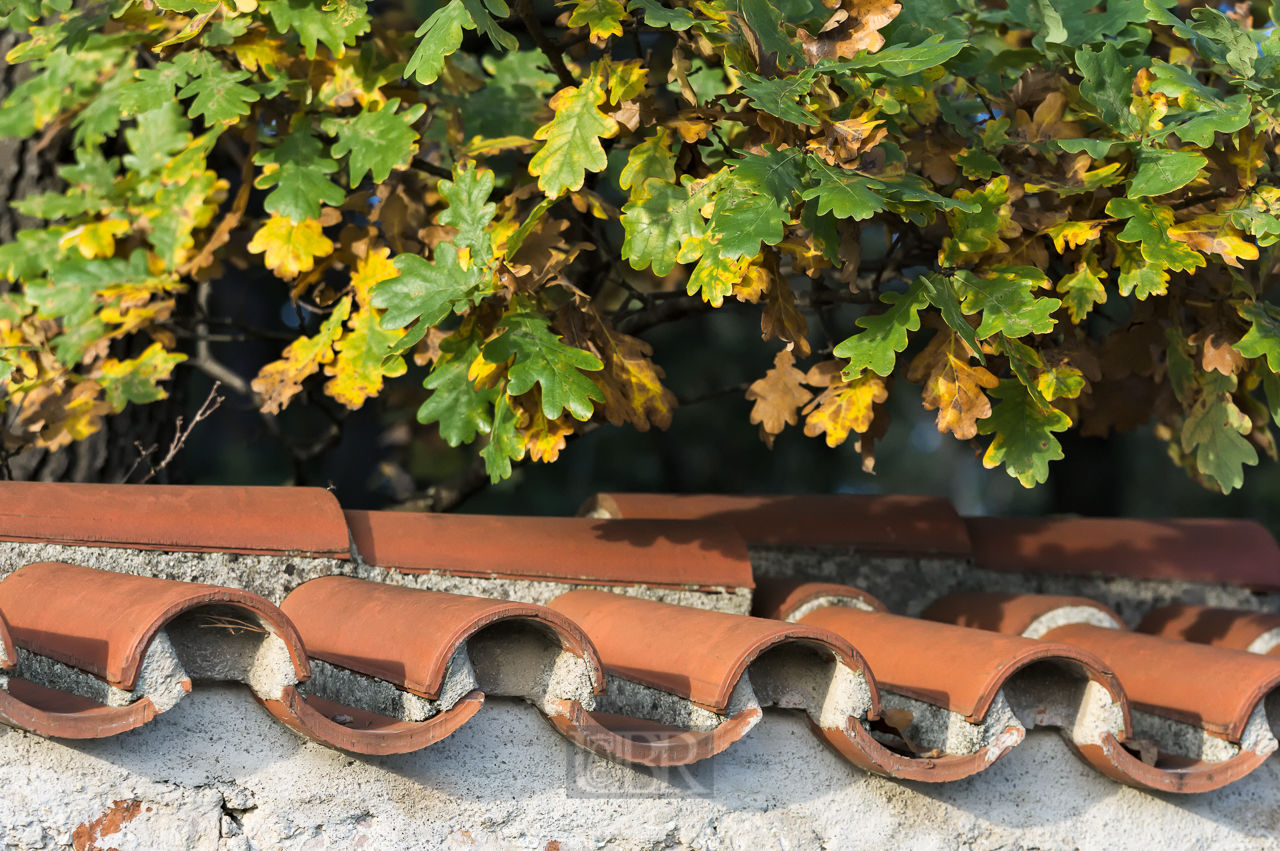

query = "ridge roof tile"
[
  {"left": 579, "top": 493, "right": 971, "bottom": 554},
  {"left": 346, "top": 510, "right": 753, "bottom": 590},
  {"left": 0, "top": 482, "right": 350, "bottom": 558},
  {"left": 964, "top": 516, "right": 1280, "bottom": 590}
]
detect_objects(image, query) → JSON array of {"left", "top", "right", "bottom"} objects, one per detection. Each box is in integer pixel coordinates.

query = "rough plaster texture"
[
  {"left": 0, "top": 543, "right": 750, "bottom": 613},
  {"left": 748, "top": 546, "right": 1280, "bottom": 622},
  {"left": 1, "top": 686, "right": 1280, "bottom": 850}
]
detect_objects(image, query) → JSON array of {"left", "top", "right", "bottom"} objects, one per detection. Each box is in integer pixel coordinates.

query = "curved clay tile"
[
  {"left": 964, "top": 516, "right": 1280, "bottom": 591},
  {"left": 275, "top": 577, "right": 608, "bottom": 755},
  {"left": 0, "top": 562, "right": 308, "bottom": 739},
  {"left": 760, "top": 581, "right": 1128, "bottom": 782},
  {"left": 577, "top": 493, "right": 971, "bottom": 554},
  {"left": 1138, "top": 605, "right": 1280, "bottom": 655},
  {"left": 546, "top": 589, "right": 887, "bottom": 767},
  {"left": 925, "top": 592, "right": 1280, "bottom": 792},
  {"left": 751, "top": 578, "right": 888, "bottom": 621},
  {"left": 344, "top": 510, "right": 753, "bottom": 591},
  {"left": 0, "top": 482, "right": 350, "bottom": 558}
]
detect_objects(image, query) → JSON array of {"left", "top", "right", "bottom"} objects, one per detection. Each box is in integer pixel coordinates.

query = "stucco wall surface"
[{"left": 0, "top": 685, "right": 1277, "bottom": 851}]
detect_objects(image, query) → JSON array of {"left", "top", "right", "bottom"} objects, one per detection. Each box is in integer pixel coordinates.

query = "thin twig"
[
  {"left": 515, "top": 0, "right": 576, "bottom": 88},
  {"left": 134, "top": 383, "right": 224, "bottom": 483}
]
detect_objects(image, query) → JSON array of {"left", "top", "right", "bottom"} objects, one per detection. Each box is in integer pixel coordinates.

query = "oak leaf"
[
  {"left": 796, "top": 0, "right": 902, "bottom": 64},
  {"left": 592, "top": 326, "right": 677, "bottom": 431},
  {"left": 746, "top": 349, "right": 813, "bottom": 448},
  {"left": 530, "top": 62, "right": 619, "bottom": 197},
  {"left": 247, "top": 216, "right": 334, "bottom": 280},
  {"left": 1168, "top": 215, "right": 1260, "bottom": 268},
  {"left": 802, "top": 362, "right": 888, "bottom": 447},
  {"left": 906, "top": 330, "right": 998, "bottom": 440},
  {"left": 251, "top": 296, "right": 352, "bottom": 414},
  {"left": 324, "top": 248, "right": 407, "bottom": 409}
]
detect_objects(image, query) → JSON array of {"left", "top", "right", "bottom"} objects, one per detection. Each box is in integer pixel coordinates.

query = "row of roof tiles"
[{"left": 1, "top": 483, "right": 1279, "bottom": 794}]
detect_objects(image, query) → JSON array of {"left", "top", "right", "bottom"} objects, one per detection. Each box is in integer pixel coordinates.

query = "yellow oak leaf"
[
  {"left": 247, "top": 216, "right": 335, "bottom": 280},
  {"left": 906, "top": 330, "right": 998, "bottom": 440},
  {"left": 251, "top": 296, "right": 352, "bottom": 414},
  {"left": 1168, "top": 215, "right": 1260, "bottom": 268},
  {"left": 802, "top": 362, "right": 888, "bottom": 448},
  {"left": 1045, "top": 220, "right": 1103, "bottom": 254},
  {"left": 605, "top": 58, "right": 647, "bottom": 104},
  {"left": 515, "top": 391, "right": 576, "bottom": 462},
  {"left": 746, "top": 349, "right": 814, "bottom": 448},
  {"left": 592, "top": 327, "right": 677, "bottom": 431},
  {"left": 59, "top": 219, "right": 130, "bottom": 259},
  {"left": 323, "top": 248, "right": 406, "bottom": 409}
]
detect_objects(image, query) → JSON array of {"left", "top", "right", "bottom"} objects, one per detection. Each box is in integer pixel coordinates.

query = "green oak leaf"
[
  {"left": 482, "top": 308, "right": 604, "bottom": 420},
  {"left": 735, "top": 0, "right": 800, "bottom": 69},
  {"left": 372, "top": 242, "right": 482, "bottom": 330},
  {"left": 821, "top": 34, "right": 965, "bottom": 75},
  {"left": 1106, "top": 197, "right": 1206, "bottom": 273},
  {"left": 1077, "top": 42, "right": 1135, "bottom": 135},
  {"left": 621, "top": 178, "right": 704, "bottom": 275},
  {"left": 529, "top": 62, "right": 618, "bottom": 197},
  {"left": 418, "top": 334, "right": 497, "bottom": 446},
  {"left": 920, "top": 272, "right": 984, "bottom": 363},
  {"left": 1055, "top": 252, "right": 1107, "bottom": 323},
  {"left": 1190, "top": 7, "right": 1255, "bottom": 77},
  {"left": 628, "top": 0, "right": 698, "bottom": 30},
  {"left": 801, "top": 158, "right": 885, "bottom": 220},
  {"left": 1181, "top": 373, "right": 1258, "bottom": 494},
  {"left": 1128, "top": 148, "right": 1206, "bottom": 198},
  {"left": 254, "top": 129, "right": 345, "bottom": 223},
  {"left": 175, "top": 53, "right": 260, "bottom": 123},
  {"left": 620, "top": 128, "right": 677, "bottom": 195},
  {"left": 123, "top": 102, "right": 192, "bottom": 179},
  {"left": 118, "top": 63, "right": 190, "bottom": 117},
  {"left": 405, "top": 0, "right": 474, "bottom": 85},
  {"left": 953, "top": 266, "right": 1059, "bottom": 339},
  {"left": 738, "top": 72, "right": 819, "bottom": 127},
  {"left": 1173, "top": 99, "right": 1250, "bottom": 148},
  {"left": 979, "top": 379, "right": 1070, "bottom": 487},
  {"left": 709, "top": 189, "right": 788, "bottom": 258},
  {"left": 261, "top": 0, "right": 370, "bottom": 57},
  {"left": 438, "top": 163, "right": 498, "bottom": 267},
  {"left": 732, "top": 146, "right": 805, "bottom": 205},
  {"left": 480, "top": 392, "right": 524, "bottom": 481},
  {"left": 833, "top": 278, "right": 929, "bottom": 378},
  {"left": 1233, "top": 302, "right": 1280, "bottom": 372},
  {"left": 323, "top": 98, "right": 426, "bottom": 185},
  {"left": 460, "top": 0, "right": 518, "bottom": 51}
]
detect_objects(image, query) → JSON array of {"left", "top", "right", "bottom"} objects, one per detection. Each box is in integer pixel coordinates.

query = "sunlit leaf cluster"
[{"left": 5, "top": 0, "right": 1280, "bottom": 491}]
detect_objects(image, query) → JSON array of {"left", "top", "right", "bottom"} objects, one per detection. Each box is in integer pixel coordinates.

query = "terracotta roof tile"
[
  {"left": 3, "top": 482, "right": 1279, "bottom": 795},
  {"left": 964, "top": 516, "right": 1280, "bottom": 590},
  {"left": 346, "top": 509, "right": 753, "bottom": 590},
  {"left": 926, "top": 591, "right": 1280, "bottom": 792},
  {"left": 1138, "top": 605, "right": 1280, "bottom": 654},
  {"left": 0, "top": 561, "right": 308, "bottom": 690},
  {"left": 546, "top": 589, "right": 888, "bottom": 767},
  {"left": 579, "top": 493, "right": 970, "bottom": 554},
  {"left": 759, "top": 580, "right": 1128, "bottom": 782},
  {"left": 0, "top": 482, "right": 350, "bottom": 558}
]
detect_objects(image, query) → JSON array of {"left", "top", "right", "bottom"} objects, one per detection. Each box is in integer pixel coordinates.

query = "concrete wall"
[{"left": 1, "top": 685, "right": 1277, "bottom": 851}]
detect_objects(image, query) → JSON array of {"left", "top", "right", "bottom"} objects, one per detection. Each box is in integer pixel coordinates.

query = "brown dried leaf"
[
  {"left": 797, "top": 0, "right": 902, "bottom": 64},
  {"left": 747, "top": 350, "right": 814, "bottom": 448},
  {"left": 760, "top": 274, "right": 812, "bottom": 358}
]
